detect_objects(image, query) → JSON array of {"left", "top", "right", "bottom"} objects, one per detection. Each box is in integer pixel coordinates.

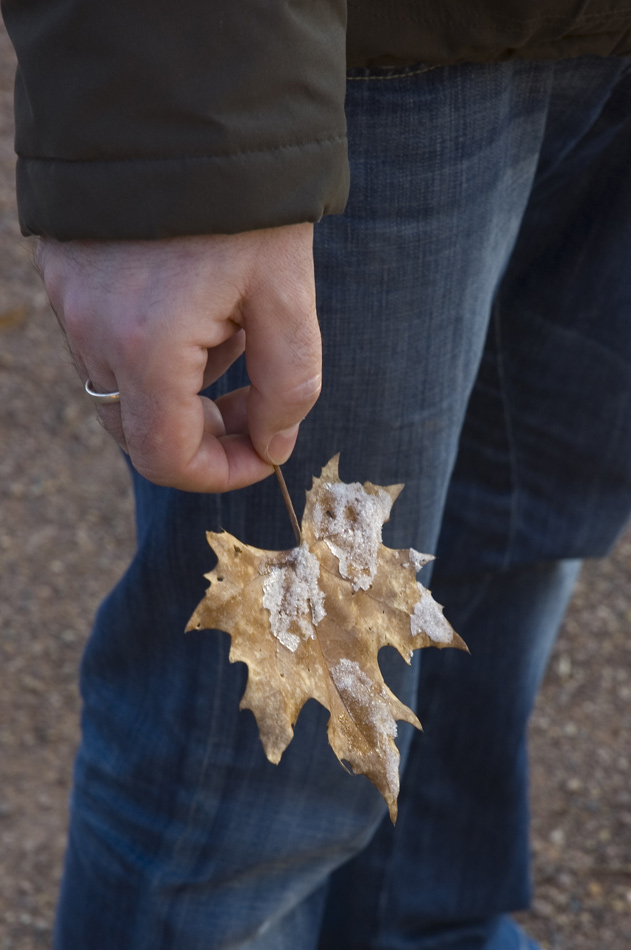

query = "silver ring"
[{"left": 85, "top": 378, "right": 121, "bottom": 405}]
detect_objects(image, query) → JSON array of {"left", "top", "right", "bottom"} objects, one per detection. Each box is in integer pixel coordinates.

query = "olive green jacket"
[{"left": 2, "top": 0, "right": 630, "bottom": 239}]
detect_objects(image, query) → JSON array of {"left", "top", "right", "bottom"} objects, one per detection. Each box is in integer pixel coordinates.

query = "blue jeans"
[{"left": 55, "top": 57, "right": 631, "bottom": 949}]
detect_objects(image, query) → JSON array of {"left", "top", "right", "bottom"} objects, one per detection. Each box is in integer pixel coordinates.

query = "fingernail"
[{"left": 266, "top": 425, "right": 300, "bottom": 464}]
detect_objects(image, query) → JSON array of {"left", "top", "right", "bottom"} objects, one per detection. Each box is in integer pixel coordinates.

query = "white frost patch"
[
  {"left": 410, "top": 583, "right": 453, "bottom": 644},
  {"left": 331, "top": 658, "right": 399, "bottom": 790},
  {"left": 262, "top": 543, "right": 326, "bottom": 653},
  {"left": 408, "top": 548, "right": 433, "bottom": 573},
  {"left": 313, "top": 482, "right": 393, "bottom": 591}
]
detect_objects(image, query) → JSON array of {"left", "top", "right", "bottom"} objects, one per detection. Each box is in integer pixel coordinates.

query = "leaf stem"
[{"left": 274, "top": 465, "right": 301, "bottom": 546}]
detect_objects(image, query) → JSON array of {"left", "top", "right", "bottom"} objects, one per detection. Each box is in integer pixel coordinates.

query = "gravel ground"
[{"left": 1, "top": 23, "right": 630, "bottom": 950}]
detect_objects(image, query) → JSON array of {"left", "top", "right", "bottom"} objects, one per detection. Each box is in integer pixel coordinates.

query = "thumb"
[{"left": 244, "top": 271, "right": 322, "bottom": 465}]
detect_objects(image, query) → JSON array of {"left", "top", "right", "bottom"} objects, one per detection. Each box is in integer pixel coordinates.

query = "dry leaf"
[{"left": 187, "top": 456, "right": 467, "bottom": 821}]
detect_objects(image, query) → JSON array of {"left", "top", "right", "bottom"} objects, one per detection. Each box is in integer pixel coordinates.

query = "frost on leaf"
[
  {"left": 186, "top": 455, "right": 467, "bottom": 822},
  {"left": 262, "top": 543, "right": 325, "bottom": 652}
]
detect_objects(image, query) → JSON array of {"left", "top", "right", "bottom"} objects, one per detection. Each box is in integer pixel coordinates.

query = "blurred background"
[{"left": 0, "top": 21, "right": 630, "bottom": 950}]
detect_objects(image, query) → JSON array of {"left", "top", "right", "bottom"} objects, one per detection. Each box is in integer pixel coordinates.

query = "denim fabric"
[
  {"left": 319, "top": 560, "right": 581, "bottom": 950},
  {"left": 55, "top": 57, "right": 631, "bottom": 949}
]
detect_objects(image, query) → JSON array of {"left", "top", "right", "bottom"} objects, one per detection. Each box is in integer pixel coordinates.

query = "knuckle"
[
  {"left": 124, "top": 416, "right": 178, "bottom": 486},
  {"left": 287, "top": 279, "right": 316, "bottom": 314},
  {"left": 289, "top": 372, "right": 322, "bottom": 408},
  {"left": 266, "top": 366, "right": 321, "bottom": 400},
  {"left": 128, "top": 445, "right": 173, "bottom": 486},
  {"left": 261, "top": 373, "right": 321, "bottom": 428},
  {"left": 112, "top": 322, "right": 149, "bottom": 366}
]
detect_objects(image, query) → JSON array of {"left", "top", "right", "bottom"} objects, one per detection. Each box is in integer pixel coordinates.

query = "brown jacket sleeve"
[{"left": 1, "top": 0, "right": 349, "bottom": 239}]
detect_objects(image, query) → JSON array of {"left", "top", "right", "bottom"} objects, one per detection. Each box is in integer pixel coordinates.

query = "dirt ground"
[{"left": 1, "top": 23, "right": 630, "bottom": 950}]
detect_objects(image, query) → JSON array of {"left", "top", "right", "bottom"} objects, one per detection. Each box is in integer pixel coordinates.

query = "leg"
[
  {"left": 321, "top": 55, "right": 631, "bottom": 949},
  {"left": 54, "top": 59, "right": 600, "bottom": 949}
]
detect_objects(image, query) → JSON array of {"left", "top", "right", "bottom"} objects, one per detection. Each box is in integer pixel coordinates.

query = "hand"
[{"left": 36, "top": 224, "right": 321, "bottom": 492}]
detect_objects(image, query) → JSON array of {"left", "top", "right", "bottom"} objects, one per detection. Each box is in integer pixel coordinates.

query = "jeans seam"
[
  {"left": 347, "top": 64, "right": 443, "bottom": 81},
  {"left": 492, "top": 299, "right": 520, "bottom": 570}
]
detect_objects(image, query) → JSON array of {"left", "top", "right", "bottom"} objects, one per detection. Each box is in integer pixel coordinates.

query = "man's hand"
[{"left": 36, "top": 224, "right": 321, "bottom": 492}]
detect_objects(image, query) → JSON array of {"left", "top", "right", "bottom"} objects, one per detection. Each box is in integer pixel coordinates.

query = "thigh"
[{"left": 436, "top": 56, "right": 631, "bottom": 576}]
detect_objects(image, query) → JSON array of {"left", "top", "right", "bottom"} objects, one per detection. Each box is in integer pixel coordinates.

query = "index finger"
[{"left": 117, "top": 346, "right": 273, "bottom": 492}]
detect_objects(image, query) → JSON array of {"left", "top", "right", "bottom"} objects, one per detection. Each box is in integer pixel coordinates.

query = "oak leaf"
[{"left": 187, "top": 456, "right": 467, "bottom": 821}]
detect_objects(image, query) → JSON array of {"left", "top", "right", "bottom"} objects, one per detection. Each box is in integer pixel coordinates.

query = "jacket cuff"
[
  {"left": 16, "top": 136, "right": 349, "bottom": 240},
  {"left": 5, "top": 0, "right": 348, "bottom": 239}
]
